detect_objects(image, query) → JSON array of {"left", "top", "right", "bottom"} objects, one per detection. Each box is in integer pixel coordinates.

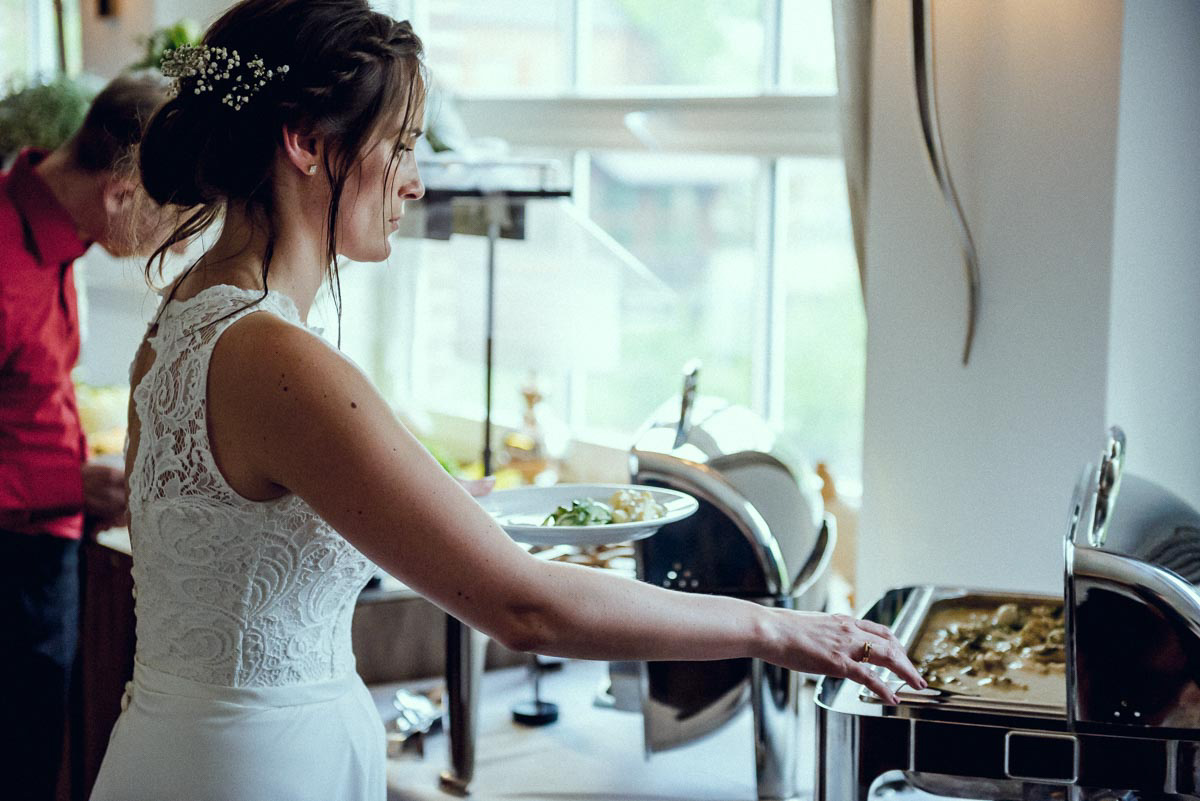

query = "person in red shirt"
[{"left": 0, "top": 73, "right": 172, "bottom": 800}]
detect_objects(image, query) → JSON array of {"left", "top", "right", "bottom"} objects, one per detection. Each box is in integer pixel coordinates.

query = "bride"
[{"left": 90, "top": 1, "right": 924, "bottom": 798}]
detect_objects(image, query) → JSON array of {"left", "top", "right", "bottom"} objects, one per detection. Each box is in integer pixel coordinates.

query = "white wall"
[
  {"left": 858, "top": 1, "right": 1125, "bottom": 601},
  {"left": 81, "top": 0, "right": 231, "bottom": 78},
  {"left": 1106, "top": 0, "right": 1200, "bottom": 507},
  {"left": 79, "top": 0, "right": 408, "bottom": 78},
  {"left": 80, "top": 0, "right": 155, "bottom": 78}
]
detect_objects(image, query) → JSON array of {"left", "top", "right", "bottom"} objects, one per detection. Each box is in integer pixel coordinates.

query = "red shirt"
[{"left": 0, "top": 149, "right": 90, "bottom": 539}]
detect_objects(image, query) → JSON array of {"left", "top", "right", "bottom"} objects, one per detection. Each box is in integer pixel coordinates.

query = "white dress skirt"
[{"left": 90, "top": 661, "right": 386, "bottom": 801}]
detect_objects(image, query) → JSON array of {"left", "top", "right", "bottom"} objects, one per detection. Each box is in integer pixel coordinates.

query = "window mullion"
[
  {"left": 570, "top": 0, "right": 590, "bottom": 91},
  {"left": 752, "top": 157, "right": 782, "bottom": 423},
  {"left": 767, "top": 157, "right": 787, "bottom": 428},
  {"left": 763, "top": 0, "right": 784, "bottom": 90},
  {"left": 564, "top": 150, "right": 592, "bottom": 432}
]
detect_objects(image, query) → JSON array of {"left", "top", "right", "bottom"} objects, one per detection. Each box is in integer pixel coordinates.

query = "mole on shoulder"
[{"left": 350, "top": 401, "right": 358, "bottom": 409}]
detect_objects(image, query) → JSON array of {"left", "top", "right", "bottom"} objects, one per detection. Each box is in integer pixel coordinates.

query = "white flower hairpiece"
[{"left": 161, "top": 44, "right": 289, "bottom": 111}]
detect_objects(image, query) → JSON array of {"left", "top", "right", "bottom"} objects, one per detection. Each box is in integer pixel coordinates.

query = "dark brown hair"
[
  {"left": 69, "top": 72, "right": 170, "bottom": 173},
  {"left": 138, "top": 0, "right": 425, "bottom": 325}
]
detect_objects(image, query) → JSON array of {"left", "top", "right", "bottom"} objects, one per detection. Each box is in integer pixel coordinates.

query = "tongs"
[{"left": 894, "top": 681, "right": 980, "bottom": 702}]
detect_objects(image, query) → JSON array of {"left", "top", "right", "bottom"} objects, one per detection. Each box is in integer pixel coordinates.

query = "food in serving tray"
[
  {"left": 915, "top": 602, "right": 1065, "bottom": 693},
  {"left": 543, "top": 490, "right": 667, "bottom": 527}
]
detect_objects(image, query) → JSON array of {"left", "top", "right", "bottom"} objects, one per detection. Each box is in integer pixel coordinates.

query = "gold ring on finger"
[{"left": 860, "top": 642, "right": 873, "bottom": 663}]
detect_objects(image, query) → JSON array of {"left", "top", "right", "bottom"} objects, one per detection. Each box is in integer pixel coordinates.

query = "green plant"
[
  {"left": 130, "top": 19, "right": 201, "bottom": 71},
  {"left": 0, "top": 77, "right": 96, "bottom": 157}
]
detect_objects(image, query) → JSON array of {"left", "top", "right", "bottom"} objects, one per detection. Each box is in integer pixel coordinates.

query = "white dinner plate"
[{"left": 479, "top": 483, "right": 699, "bottom": 547}]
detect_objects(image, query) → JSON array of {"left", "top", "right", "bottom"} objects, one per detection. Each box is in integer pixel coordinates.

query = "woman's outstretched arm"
[{"left": 208, "top": 313, "right": 922, "bottom": 702}]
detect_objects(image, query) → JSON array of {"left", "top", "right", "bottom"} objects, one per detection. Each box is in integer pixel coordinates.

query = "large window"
[
  {"left": 582, "top": 151, "right": 761, "bottom": 429},
  {"left": 585, "top": 0, "right": 766, "bottom": 89},
  {"left": 0, "top": 0, "right": 79, "bottom": 83},
  {"left": 334, "top": 0, "right": 863, "bottom": 484},
  {"left": 0, "top": 0, "right": 34, "bottom": 82},
  {"left": 421, "top": 0, "right": 572, "bottom": 93}
]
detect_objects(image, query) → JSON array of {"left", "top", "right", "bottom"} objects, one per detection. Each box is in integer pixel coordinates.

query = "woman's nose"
[{"left": 401, "top": 176, "right": 425, "bottom": 201}]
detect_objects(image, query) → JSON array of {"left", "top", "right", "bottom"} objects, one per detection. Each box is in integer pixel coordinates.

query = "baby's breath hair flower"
[{"left": 161, "top": 44, "right": 289, "bottom": 110}]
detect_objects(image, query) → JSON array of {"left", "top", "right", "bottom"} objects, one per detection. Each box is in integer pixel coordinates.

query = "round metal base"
[{"left": 512, "top": 700, "right": 559, "bottom": 726}]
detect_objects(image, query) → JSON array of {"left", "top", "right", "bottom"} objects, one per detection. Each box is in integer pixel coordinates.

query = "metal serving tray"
[{"left": 859, "top": 586, "right": 1068, "bottom": 719}]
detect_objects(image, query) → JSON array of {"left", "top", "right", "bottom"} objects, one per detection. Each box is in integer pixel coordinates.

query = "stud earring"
[{"left": 307, "top": 165, "right": 318, "bottom": 175}]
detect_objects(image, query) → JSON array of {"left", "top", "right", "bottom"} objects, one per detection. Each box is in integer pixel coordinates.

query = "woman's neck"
[{"left": 188, "top": 202, "right": 326, "bottom": 322}]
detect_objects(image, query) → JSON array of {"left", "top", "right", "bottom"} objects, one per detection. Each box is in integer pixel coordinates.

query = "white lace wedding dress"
[{"left": 91, "top": 286, "right": 385, "bottom": 801}]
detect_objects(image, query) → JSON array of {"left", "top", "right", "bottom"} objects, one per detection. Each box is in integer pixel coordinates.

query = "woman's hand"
[{"left": 763, "top": 610, "right": 926, "bottom": 703}]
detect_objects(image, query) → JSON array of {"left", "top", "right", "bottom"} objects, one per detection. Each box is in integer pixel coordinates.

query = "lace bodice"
[{"left": 128, "top": 285, "right": 376, "bottom": 688}]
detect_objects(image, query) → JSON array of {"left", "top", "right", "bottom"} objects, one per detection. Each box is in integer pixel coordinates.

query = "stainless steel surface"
[
  {"left": 628, "top": 369, "right": 830, "bottom": 801},
  {"left": 790, "top": 516, "right": 836, "bottom": 610},
  {"left": 440, "top": 616, "right": 484, "bottom": 795},
  {"left": 751, "top": 598, "right": 803, "bottom": 801},
  {"left": 1066, "top": 427, "right": 1200, "bottom": 735},
  {"left": 386, "top": 688, "right": 442, "bottom": 760},
  {"left": 866, "top": 588, "right": 1067, "bottom": 718},
  {"left": 819, "top": 423, "right": 1200, "bottom": 800},
  {"left": 817, "top": 585, "right": 1200, "bottom": 800},
  {"left": 674, "top": 359, "right": 701, "bottom": 449},
  {"left": 912, "top": 0, "right": 981, "bottom": 366},
  {"left": 631, "top": 374, "right": 824, "bottom": 594},
  {"left": 817, "top": 425, "right": 1200, "bottom": 799},
  {"left": 1003, "top": 730, "right": 1078, "bottom": 784},
  {"left": 634, "top": 452, "right": 788, "bottom": 597},
  {"left": 1087, "top": 426, "right": 1126, "bottom": 548}
]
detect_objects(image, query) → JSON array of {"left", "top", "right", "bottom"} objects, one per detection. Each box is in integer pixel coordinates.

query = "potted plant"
[
  {"left": 129, "top": 20, "right": 201, "bottom": 72},
  {"left": 0, "top": 76, "right": 96, "bottom": 167}
]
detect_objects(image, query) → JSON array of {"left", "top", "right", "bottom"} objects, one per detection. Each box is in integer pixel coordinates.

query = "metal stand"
[
  {"left": 481, "top": 201, "right": 500, "bottom": 476},
  {"left": 440, "top": 189, "right": 569, "bottom": 795},
  {"left": 439, "top": 616, "right": 478, "bottom": 795},
  {"left": 512, "top": 657, "right": 559, "bottom": 726},
  {"left": 441, "top": 198, "right": 503, "bottom": 796}
]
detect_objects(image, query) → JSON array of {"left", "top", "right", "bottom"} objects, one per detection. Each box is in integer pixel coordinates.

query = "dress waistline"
[{"left": 126, "top": 659, "right": 362, "bottom": 712}]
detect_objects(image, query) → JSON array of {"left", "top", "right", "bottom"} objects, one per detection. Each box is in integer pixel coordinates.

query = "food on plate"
[
  {"left": 543, "top": 490, "right": 667, "bottom": 527},
  {"left": 543, "top": 498, "right": 614, "bottom": 527},
  {"left": 608, "top": 489, "right": 667, "bottom": 523}
]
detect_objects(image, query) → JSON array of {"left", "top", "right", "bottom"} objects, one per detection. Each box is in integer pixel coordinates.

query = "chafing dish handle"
[
  {"left": 673, "top": 360, "right": 701, "bottom": 449},
  {"left": 1004, "top": 731, "right": 1079, "bottom": 784}
]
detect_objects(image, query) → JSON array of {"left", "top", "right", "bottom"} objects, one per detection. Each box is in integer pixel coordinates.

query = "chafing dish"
[
  {"left": 817, "top": 426, "right": 1200, "bottom": 800},
  {"left": 623, "top": 364, "right": 835, "bottom": 801}
]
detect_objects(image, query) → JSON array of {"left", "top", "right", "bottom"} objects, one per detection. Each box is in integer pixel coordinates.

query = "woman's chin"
[{"left": 342, "top": 239, "right": 392, "bottom": 264}]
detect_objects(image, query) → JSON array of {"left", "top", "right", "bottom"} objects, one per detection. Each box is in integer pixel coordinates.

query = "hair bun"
[{"left": 139, "top": 98, "right": 210, "bottom": 207}]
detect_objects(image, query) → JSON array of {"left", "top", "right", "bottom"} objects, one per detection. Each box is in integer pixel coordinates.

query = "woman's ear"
[{"left": 281, "top": 124, "right": 322, "bottom": 176}]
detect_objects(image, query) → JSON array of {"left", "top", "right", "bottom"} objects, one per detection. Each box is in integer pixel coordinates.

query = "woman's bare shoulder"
[
  {"left": 205, "top": 307, "right": 390, "bottom": 490},
  {"left": 209, "top": 310, "right": 366, "bottom": 418}
]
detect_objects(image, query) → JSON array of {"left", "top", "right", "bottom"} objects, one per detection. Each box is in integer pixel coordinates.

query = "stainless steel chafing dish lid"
[
  {"left": 630, "top": 365, "right": 824, "bottom": 596},
  {"left": 1065, "top": 425, "right": 1200, "bottom": 732}
]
